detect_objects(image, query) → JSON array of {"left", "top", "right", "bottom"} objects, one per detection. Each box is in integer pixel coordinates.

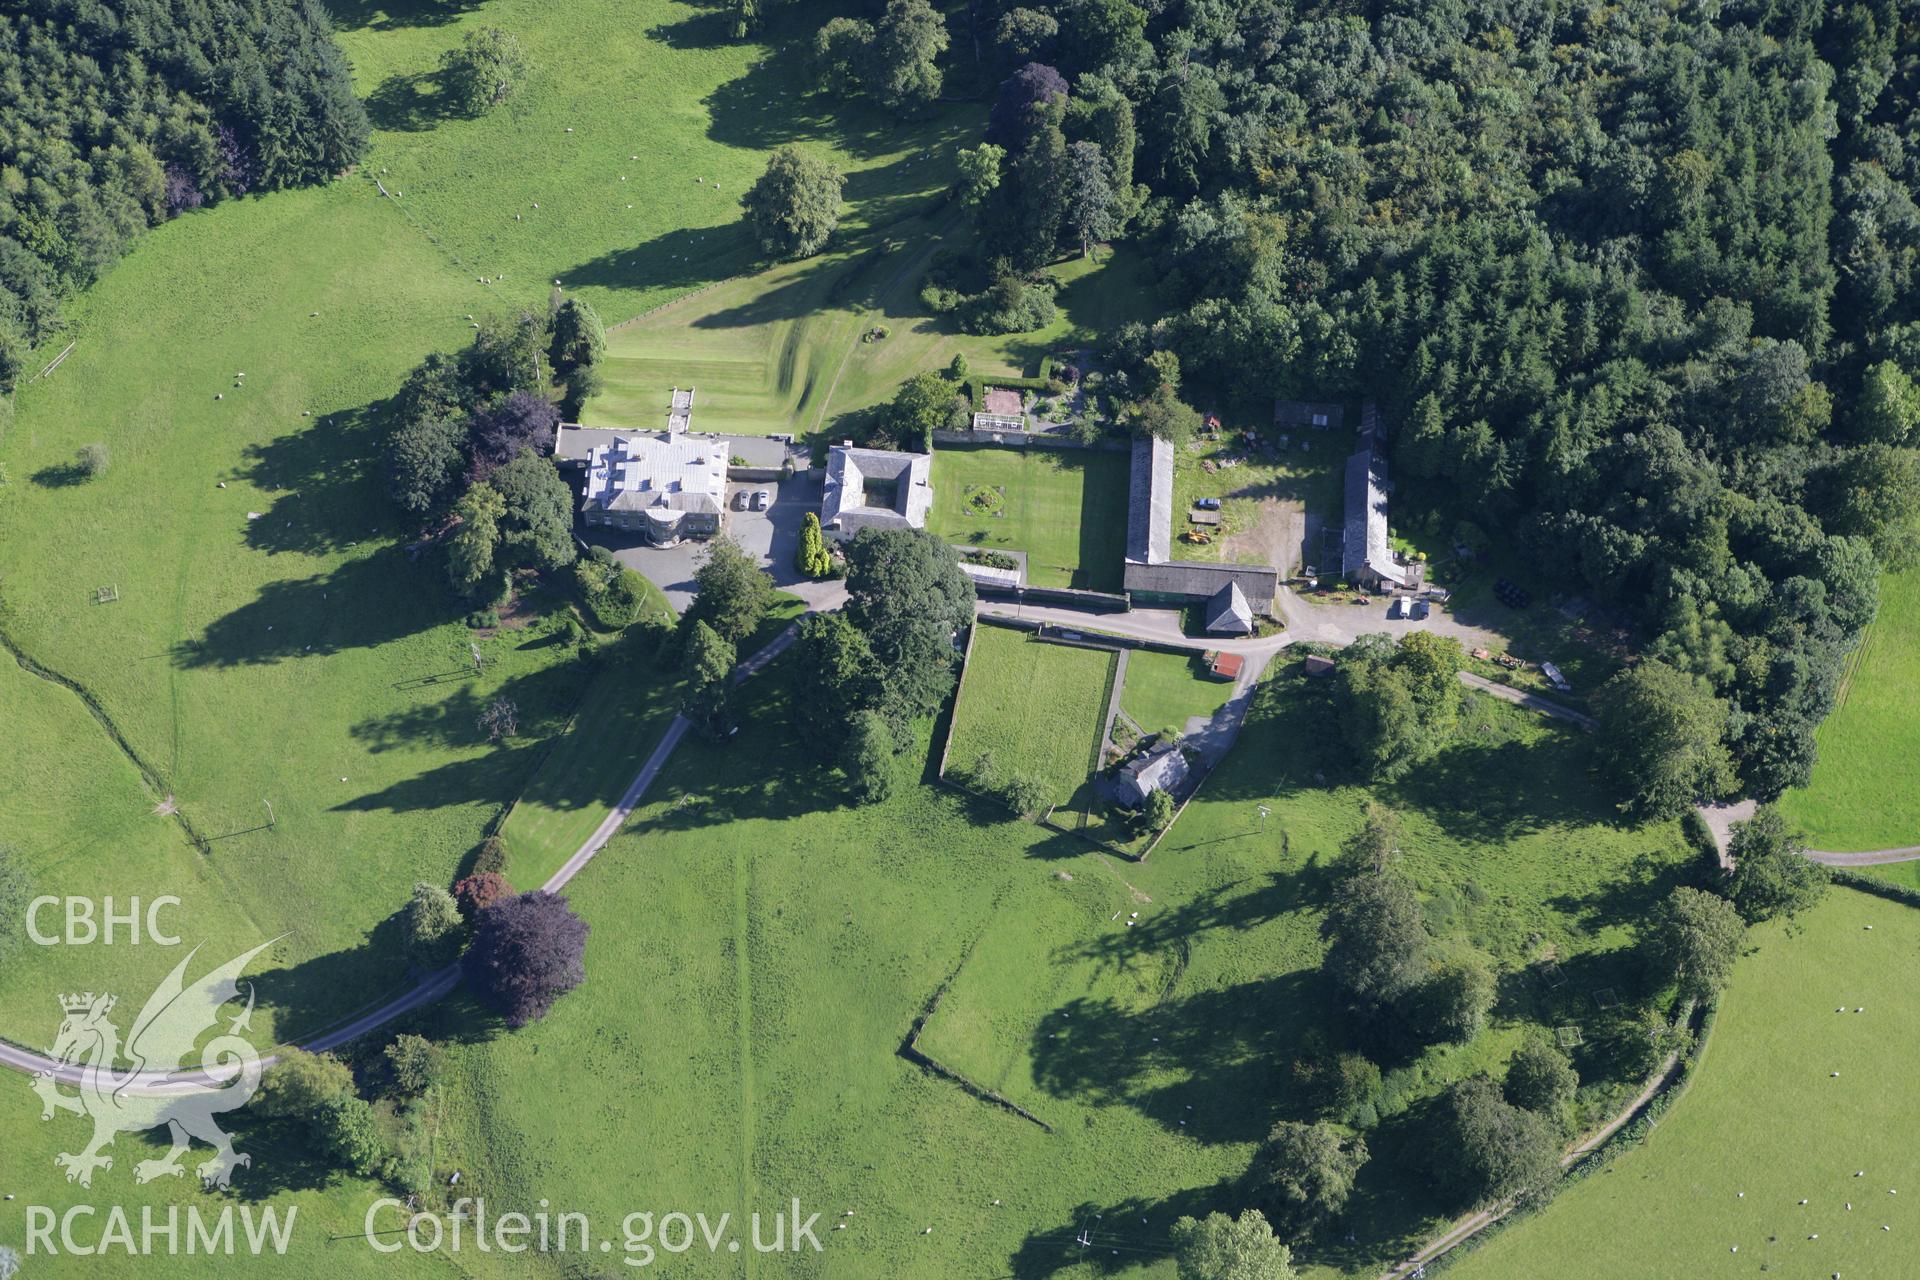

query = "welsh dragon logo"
[{"left": 30, "top": 940, "right": 276, "bottom": 1189}]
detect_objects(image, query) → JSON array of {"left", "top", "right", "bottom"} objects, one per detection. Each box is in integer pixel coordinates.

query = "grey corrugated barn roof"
[
  {"left": 1124, "top": 559, "right": 1278, "bottom": 610},
  {"left": 1125, "top": 435, "right": 1173, "bottom": 565}
]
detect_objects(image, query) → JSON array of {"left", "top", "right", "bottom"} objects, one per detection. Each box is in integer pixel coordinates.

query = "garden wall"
[{"left": 972, "top": 583, "right": 1132, "bottom": 612}]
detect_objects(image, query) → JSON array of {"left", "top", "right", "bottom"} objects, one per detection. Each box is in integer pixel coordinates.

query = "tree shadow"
[
  {"left": 364, "top": 70, "right": 457, "bottom": 133},
  {"left": 641, "top": 1, "right": 736, "bottom": 50},
  {"left": 1007, "top": 1184, "right": 1231, "bottom": 1277},
  {"left": 323, "top": 0, "right": 481, "bottom": 33},
  {"left": 1029, "top": 969, "right": 1326, "bottom": 1144},
  {"left": 30, "top": 462, "right": 89, "bottom": 487},
  {"left": 1544, "top": 851, "right": 1692, "bottom": 941},
  {"left": 231, "top": 401, "right": 390, "bottom": 557},
  {"left": 561, "top": 222, "right": 755, "bottom": 296},
  {"left": 171, "top": 547, "right": 459, "bottom": 668},
  {"left": 691, "top": 255, "right": 848, "bottom": 331},
  {"left": 348, "top": 657, "right": 587, "bottom": 753},
  {"left": 1380, "top": 721, "right": 1607, "bottom": 845},
  {"left": 697, "top": 13, "right": 949, "bottom": 164},
  {"left": 338, "top": 642, "right": 650, "bottom": 821}
]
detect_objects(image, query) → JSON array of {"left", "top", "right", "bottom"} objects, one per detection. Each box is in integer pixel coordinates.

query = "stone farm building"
[
  {"left": 823, "top": 445, "right": 933, "bottom": 538},
  {"left": 1342, "top": 431, "right": 1423, "bottom": 592},
  {"left": 1122, "top": 435, "right": 1279, "bottom": 621},
  {"left": 1117, "top": 742, "right": 1189, "bottom": 807},
  {"left": 554, "top": 427, "right": 727, "bottom": 545}
]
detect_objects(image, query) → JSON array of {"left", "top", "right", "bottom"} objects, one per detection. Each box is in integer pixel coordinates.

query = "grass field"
[
  {"left": 336, "top": 0, "right": 978, "bottom": 328},
  {"left": 400, "top": 651, "right": 1700, "bottom": 1278},
  {"left": 0, "top": 659, "right": 269, "bottom": 1038},
  {"left": 947, "top": 624, "right": 1115, "bottom": 814},
  {"left": 928, "top": 446, "right": 1132, "bottom": 591},
  {"left": 1120, "top": 649, "right": 1238, "bottom": 739},
  {"left": 1779, "top": 566, "right": 1920, "bottom": 851},
  {"left": 0, "top": 1099, "right": 446, "bottom": 1280},
  {"left": 1451, "top": 888, "right": 1920, "bottom": 1280}
]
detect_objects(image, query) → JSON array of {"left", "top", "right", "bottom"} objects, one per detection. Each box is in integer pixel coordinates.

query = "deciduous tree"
[
  {"left": 441, "top": 27, "right": 530, "bottom": 116},
  {"left": 688, "top": 536, "right": 773, "bottom": 643},
  {"left": 1504, "top": 1037, "right": 1579, "bottom": 1121},
  {"left": 1426, "top": 1077, "right": 1561, "bottom": 1210},
  {"left": 490, "top": 450, "right": 577, "bottom": 571},
  {"left": 1725, "top": 806, "right": 1829, "bottom": 922},
  {"left": 742, "top": 146, "right": 845, "bottom": 260},
  {"left": 867, "top": 0, "right": 948, "bottom": 116},
  {"left": 255, "top": 1049, "right": 354, "bottom": 1118},
  {"left": 1251, "top": 1121, "right": 1369, "bottom": 1240},
  {"left": 387, "top": 414, "right": 466, "bottom": 517},
  {"left": 1593, "top": 661, "right": 1735, "bottom": 820},
  {"left": 463, "top": 891, "right": 590, "bottom": 1028},
  {"left": 1170, "top": 1210, "right": 1294, "bottom": 1280},
  {"left": 842, "top": 528, "right": 975, "bottom": 729},
  {"left": 405, "top": 882, "right": 463, "bottom": 959},
  {"left": 886, "top": 372, "right": 956, "bottom": 450},
  {"left": 384, "top": 1034, "right": 445, "bottom": 1097},
  {"left": 1408, "top": 951, "right": 1497, "bottom": 1045},
  {"left": 1643, "top": 886, "right": 1745, "bottom": 1002}
]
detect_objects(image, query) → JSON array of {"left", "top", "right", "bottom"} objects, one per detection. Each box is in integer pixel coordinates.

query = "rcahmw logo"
[
  {"left": 29, "top": 939, "right": 278, "bottom": 1190},
  {"left": 26, "top": 1204, "right": 296, "bottom": 1258}
]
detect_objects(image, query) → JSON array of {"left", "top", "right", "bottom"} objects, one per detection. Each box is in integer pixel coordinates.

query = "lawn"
[
  {"left": 1779, "top": 565, "right": 1920, "bottom": 851},
  {"left": 588, "top": 233, "right": 1156, "bottom": 440},
  {"left": 928, "top": 445, "right": 1132, "bottom": 591},
  {"left": 1449, "top": 887, "right": 1920, "bottom": 1280},
  {"left": 946, "top": 623, "right": 1116, "bottom": 814},
  {"left": 1120, "top": 648, "right": 1238, "bottom": 739},
  {"left": 409, "top": 648, "right": 1698, "bottom": 1279}
]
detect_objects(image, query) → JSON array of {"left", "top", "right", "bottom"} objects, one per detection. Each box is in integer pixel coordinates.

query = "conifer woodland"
[
  {"left": 780, "top": 0, "right": 1919, "bottom": 801},
  {"left": 0, "top": 0, "right": 368, "bottom": 386}
]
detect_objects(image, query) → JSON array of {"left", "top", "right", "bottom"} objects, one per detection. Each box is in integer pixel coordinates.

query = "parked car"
[
  {"left": 751, "top": 489, "right": 771, "bottom": 511},
  {"left": 1388, "top": 596, "right": 1408, "bottom": 619},
  {"left": 1410, "top": 599, "right": 1431, "bottom": 620},
  {"left": 1194, "top": 497, "right": 1222, "bottom": 511},
  {"left": 732, "top": 489, "right": 751, "bottom": 510}
]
